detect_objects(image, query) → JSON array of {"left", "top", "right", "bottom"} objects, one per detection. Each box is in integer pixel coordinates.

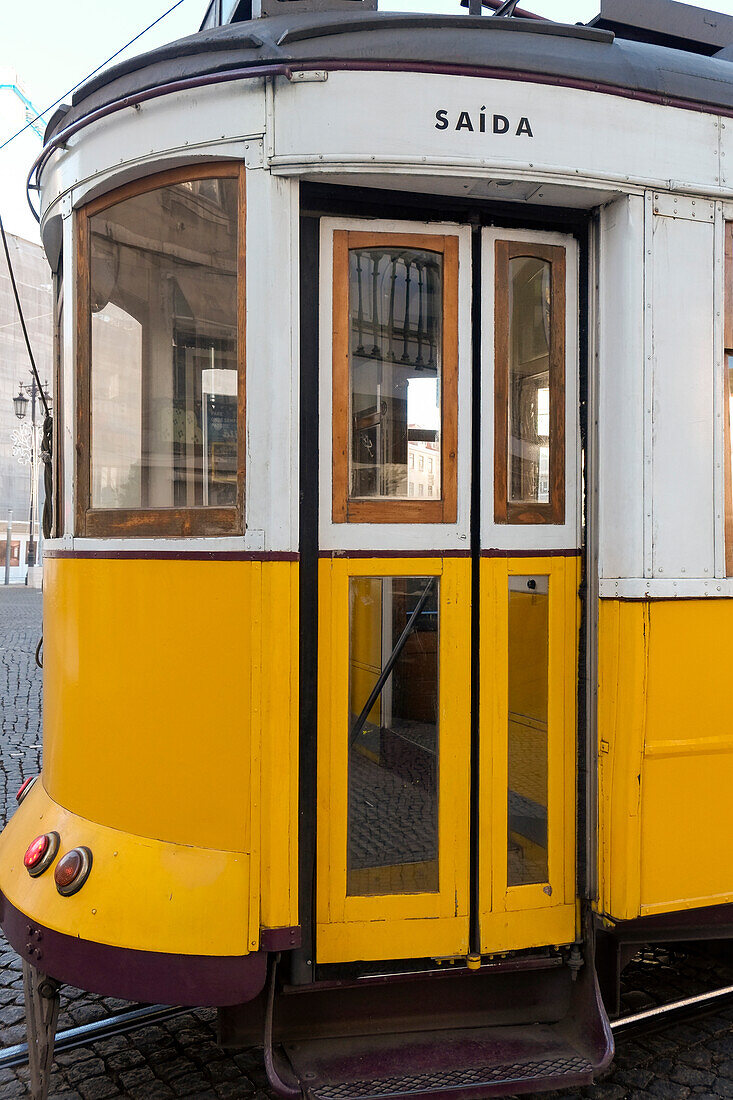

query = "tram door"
[{"left": 316, "top": 220, "right": 580, "bottom": 965}]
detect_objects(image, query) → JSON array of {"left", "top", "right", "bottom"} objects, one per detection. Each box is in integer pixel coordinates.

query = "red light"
[
  {"left": 24, "top": 835, "right": 48, "bottom": 869},
  {"left": 23, "top": 831, "right": 59, "bottom": 877},
  {"left": 54, "top": 847, "right": 92, "bottom": 897},
  {"left": 16, "top": 777, "right": 37, "bottom": 804}
]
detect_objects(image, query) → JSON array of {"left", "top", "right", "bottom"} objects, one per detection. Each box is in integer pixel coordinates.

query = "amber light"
[
  {"left": 16, "top": 777, "right": 37, "bottom": 804},
  {"left": 54, "top": 847, "right": 92, "bottom": 897},
  {"left": 24, "top": 832, "right": 60, "bottom": 878}
]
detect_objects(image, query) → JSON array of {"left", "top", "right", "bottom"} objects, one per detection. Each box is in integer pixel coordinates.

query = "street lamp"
[
  {"left": 12, "top": 390, "right": 28, "bottom": 420},
  {"left": 12, "top": 377, "right": 50, "bottom": 571}
]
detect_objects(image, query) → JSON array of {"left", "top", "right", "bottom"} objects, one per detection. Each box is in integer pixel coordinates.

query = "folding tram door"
[{"left": 315, "top": 215, "right": 580, "bottom": 969}]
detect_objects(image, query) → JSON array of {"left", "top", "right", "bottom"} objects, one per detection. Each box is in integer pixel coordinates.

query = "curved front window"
[{"left": 76, "top": 164, "right": 245, "bottom": 537}]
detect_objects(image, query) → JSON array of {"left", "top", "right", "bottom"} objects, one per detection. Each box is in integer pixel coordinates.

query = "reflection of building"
[
  {"left": 0, "top": 232, "right": 53, "bottom": 579},
  {"left": 408, "top": 434, "right": 440, "bottom": 499}
]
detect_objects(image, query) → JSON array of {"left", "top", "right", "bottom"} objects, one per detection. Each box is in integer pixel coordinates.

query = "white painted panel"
[
  {"left": 651, "top": 214, "right": 715, "bottom": 579},
  {"left": 318, "top": 217, "right": 472, "bottom": 552},
  {"left": 598, "top": 195, "right": 645, "bottom": 580},
  {"left": 273, "top": 72, "right": 720, "bottom": 195},
  {"left": 41, "top": 81, "right": 266, "bottom": 217},
  {"left": 481, "top": 228, "right": 580, "bottom": 552},
  {"left": 244, "top": 170, "right": 299, "bottom": 552}
]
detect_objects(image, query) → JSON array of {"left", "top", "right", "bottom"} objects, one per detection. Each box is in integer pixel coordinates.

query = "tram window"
[
  {"left": 76, "top": 165, "right": 245, "bottom": 536},
  {"left": 494, "top": 241, "right": 566, "bottom": 525},
  {"left": 332, "top": 232, "right": 458, "bottom": 523},
  {"left": 347, "top": 575, "right": 439, "bottom": 896},
  {"left": 507, "top": 575, "right": 549, "bottom": 887}
]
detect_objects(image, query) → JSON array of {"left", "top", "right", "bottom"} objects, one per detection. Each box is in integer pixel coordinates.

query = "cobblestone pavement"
[{"left": 3, "top": 586, "right": 733, "bottom": 1099}]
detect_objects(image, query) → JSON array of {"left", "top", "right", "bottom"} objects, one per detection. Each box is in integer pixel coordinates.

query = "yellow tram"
[{"left": 5, "top": 0, "right": 733, "bottom": 1094}]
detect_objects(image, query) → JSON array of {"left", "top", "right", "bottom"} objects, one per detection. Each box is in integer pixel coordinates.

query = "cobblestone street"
[{"left": 3, "top": 585, "right": 733, "bottom": 1099}]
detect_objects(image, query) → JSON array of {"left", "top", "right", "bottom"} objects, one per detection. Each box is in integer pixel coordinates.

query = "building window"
[
  {"left": 494, "top": 240, "right": 566, "bottom": 525},
  {"left": 76, "top": 164, "right": 245, "bottom": 537},
  {"left": 332, "top": 230, "right": 459, "bottom": 524}
]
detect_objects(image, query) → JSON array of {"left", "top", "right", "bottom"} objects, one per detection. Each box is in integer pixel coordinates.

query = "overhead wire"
[{"left": 0, "top": 0, "right": 188, "bottom": 155}]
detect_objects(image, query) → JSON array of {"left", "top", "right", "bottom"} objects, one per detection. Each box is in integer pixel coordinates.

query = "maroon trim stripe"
[
  {"left": 318, "top": 549, "right": 472, "bottom": 558},
  {"left": 44, "top": 550, "right": 299, "bottom": 561},
  {"left": 481, "top": 548, "right": 582, "bottom": 557}
]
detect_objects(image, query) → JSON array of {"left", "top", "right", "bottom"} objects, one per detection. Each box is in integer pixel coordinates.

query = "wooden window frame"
[
  {"left": 725, "top": 223, "right": 733, "bottom": 576},
  {"left": 75, "top": 162, "right": 246, "bottom": 538},
  {"left": 332, "top": 230, "right": 459, "bottom": 525},
  {"left": 494, "top": 239, "right": 566, "bottom": 526}
]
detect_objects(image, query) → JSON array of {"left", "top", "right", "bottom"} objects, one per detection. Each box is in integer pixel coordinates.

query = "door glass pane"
[
  {"left": 89, "top": 177, "right": 239, "bottom": 510},
  {"left": 507, "top": 575, "right": 549, "bottom": 887},
  {"left": 349, "top": 249, "right": 442, "bottom": 500},
  {"left": 508, "top": 256, "right": 551, "bottom": 505},
  {"left": 348, "top": 576, "right": 439, "bottom": 896}
]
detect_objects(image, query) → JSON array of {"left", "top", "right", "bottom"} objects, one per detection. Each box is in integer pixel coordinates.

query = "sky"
[{"left": 4, "top": 0, "right": 733, "bottom": 240}]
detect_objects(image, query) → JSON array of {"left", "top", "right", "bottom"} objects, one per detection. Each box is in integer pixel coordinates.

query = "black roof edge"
[
  {"left": 72, "top": 28, "right": 264, "bottom": 107},
  {"left": 275, "top": 13, "right": 613, "bottom": 46}
]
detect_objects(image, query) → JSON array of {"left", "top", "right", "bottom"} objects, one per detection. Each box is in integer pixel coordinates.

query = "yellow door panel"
[
  {"left": 317, "top": 557, "right": 471, "bottom": 964},
  {"left": 479, "top": 556, "right": 579, "bottom": 955}
]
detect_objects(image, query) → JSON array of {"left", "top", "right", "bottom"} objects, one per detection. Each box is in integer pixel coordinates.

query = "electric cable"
[
  {"left": 0, "top": 0, "right": 188, "bottom": 155},
  {"left": 0, "top": 208, "right": 54, "bottom": 539}
]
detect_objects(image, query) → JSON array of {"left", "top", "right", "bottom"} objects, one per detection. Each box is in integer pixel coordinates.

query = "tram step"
[{"left": 284, "top": 1025, "right": 595, "bottom": 1100}]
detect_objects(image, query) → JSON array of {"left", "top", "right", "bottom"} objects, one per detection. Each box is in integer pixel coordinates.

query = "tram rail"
[{"left": 2, "top": 976, "right": 733, "bottom": 1074}]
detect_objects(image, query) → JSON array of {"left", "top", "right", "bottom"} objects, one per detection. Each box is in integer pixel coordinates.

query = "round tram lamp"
[
  {"left": 54, "top": 847, "right": 93, "bottom": 897},
  {"left": 12, "top": 388, "right": 29, "bottom": 420},
  {"left": 24, "top": 832, "right": 60, "bottom": 877},
  {"left": 16, "top": 776, "right": 38, "bottom": 804}
]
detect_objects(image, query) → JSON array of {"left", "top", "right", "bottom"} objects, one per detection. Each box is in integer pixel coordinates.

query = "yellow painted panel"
[
  {"left": 316, "top": 557, "right": 471, "bottom": 964},
  {"left": 598, "top": 598, "right": 733, "bottom": 922},
  {"left": 259, "top": 562, "right": 300, "bottom": 933},
  {"left": 0, "top": 781, "right": 249, "bottom": 956},
  {"left": 640, "top": 754, "right": 733, "bottom": 912},
  {"left": 480, "top": 904, "right": 576, "bottom": 955},
  {"left": 43, "top": 557, "right": 255, "bottom": 851},
  {"left": 597, "top": 600, "right": 646, "bottom": 920},
  {"left": 40, "top": 557, "right": 299, "bottom": 949},
  {"left": 43, "top": 558, "right": 298, "bottom": 871},
  {"left": 317, "top": 916, "right": 469, "bottom": 963}
]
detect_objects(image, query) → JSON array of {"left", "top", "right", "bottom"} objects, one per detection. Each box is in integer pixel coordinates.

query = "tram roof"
[{"left": 46, "top": 8, "right": 733, "bottom": 143}]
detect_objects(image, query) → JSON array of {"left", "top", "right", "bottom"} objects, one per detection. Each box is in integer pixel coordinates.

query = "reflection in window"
[
  {"left": 508, "top": 257, "right": 551, "bottom": 506},
  {"left": 89, "top": 177, "right": 239, "bottom": 510},
  {"left": 507, "top": 576, "right": 549, "bottom": 887},
  {"left": 348, "top": 249, "right": 442, "bottom": 501},
  {"left": 348, "top": 576, "right": 439, "bottom": 896}
]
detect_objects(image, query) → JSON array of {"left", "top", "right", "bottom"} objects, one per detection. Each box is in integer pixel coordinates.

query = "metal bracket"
[
  {"left": 243, "top": 138, "right": 265, "bottom": 170},
  {"left": 652, "top": 192, "right": 715, "bottom": 222},
  {"left": 287, "top": 70, "right": 329, "bottom": 83}
]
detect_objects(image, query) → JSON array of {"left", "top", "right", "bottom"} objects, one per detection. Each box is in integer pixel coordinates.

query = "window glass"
[
  {"left": 494, "top": 240, "right": 565, "bottom": 526},
  {"left": 507, "top": 575, "right": 549, "bottom": 887},
  {"left": 89, "top": 177, "right": 239, "bottom": 511},
  {"left": 348, "top": 248, "right": 442, "bottom": 501},
  {"left": 348, "top": 575, "right": 439, "bottom": 896},
  {"left": 508, "top": 257, "right": 551, "bottom": 506}
]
